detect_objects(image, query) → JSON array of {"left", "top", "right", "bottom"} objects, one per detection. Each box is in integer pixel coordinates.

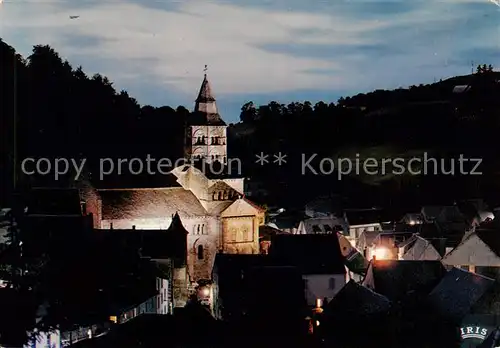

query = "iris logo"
[{"left": 460, "top": 326, "right": 488, "bottom": 340}]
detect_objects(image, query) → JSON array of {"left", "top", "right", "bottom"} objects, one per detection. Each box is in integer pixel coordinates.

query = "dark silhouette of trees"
[{"left": 2, "top": 37, "right": 500, "bottom": 209}]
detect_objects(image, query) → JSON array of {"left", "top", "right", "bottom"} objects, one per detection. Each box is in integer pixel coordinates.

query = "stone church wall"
[
  {"left": 187, "top": 217, "right": 220, "bottom": 281},
  {"left": 221, "top": 216, "right": 259, "bottom": 254}
]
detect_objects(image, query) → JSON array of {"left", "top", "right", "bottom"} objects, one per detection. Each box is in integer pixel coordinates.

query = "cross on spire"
[{"left": 204, "top": 65, "right": 208, "bottom": 76}]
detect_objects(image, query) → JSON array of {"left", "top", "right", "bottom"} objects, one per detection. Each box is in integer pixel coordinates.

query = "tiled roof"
[
  {"left": 204, "top": 200, "right": 233, "bottom": 215},
  {"left": 269, "top": 234, "right": 346, "bottom": 274},
  {"left": 401, "top": 236, "right": 441, "bottom": 260},
  {"left": 324, "top": 280, "right": 391, "bottom": 319},
  {"left": 427, "top": 267, "right": 494, "bottom": 323},
  {"left": 191, "top": 74, "right": 226, "bottom": 126},
  {"left": 357, "top": 230, "right": 381, "bottom": 249},
  {"left": 99, "top": 188, "right": 207, "bottom": 220},
  {"left": 363, "top": 260, "right": 446, "bottom": 302}
]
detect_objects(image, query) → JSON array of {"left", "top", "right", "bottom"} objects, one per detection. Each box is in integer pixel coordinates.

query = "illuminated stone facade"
[{"left": 184, "top": 73, "right": 227, "bottom": 163}]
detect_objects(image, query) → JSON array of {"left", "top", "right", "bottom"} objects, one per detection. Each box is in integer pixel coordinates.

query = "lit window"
[{"left": 316, "top": 298, "right": 322, "bottom": 308}]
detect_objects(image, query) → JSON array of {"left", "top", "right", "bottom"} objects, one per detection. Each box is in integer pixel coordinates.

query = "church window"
[
  {"left": 223, "top": 191, "right": 228, "bottom": 200},
  {"left": 201, "top": 224, "right": 206, "bottom": 235},
  {"left": 218, "top": 192, "right": 223, "bottom": 200},
  {"left": 243, "top": 227, "right": 251, "bottom": 241},
  {"left": 197, "top": 245, "right": 204, "bottom": 260},
  {"left": 212, "top": 192, "right": 217, "bottom": 200},
  {"left": 223, "top": 157, "right": 227, "bottom": 164},
  {"left": 230, "top": 228, "right": 237, "bottom": 241},
  {"left": 197, "top": 225, "right": 201, "bottom": 234}
]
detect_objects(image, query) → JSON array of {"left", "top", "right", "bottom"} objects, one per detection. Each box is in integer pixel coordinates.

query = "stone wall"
[{"left": 221, "top": 216, "right": 259, "bottom": 254}]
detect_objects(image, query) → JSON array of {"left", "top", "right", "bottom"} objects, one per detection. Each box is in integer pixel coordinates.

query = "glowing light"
[
  {"left": 316, "top": 320, "right": 320, "bottom": 326},
  {"left": 201, "top": 288, "right": 210, "bottom": 297},
  {"left": 316, "top": 298, "right": 322, "bottom": 308},
  {"left": 409, "top": 220, "right": 415, "bottom": 225},
  {"left": 373, "top": 247, "right": 391, "bottom": 260}
]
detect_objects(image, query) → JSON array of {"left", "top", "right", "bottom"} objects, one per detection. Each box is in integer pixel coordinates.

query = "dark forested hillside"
[{"left": 2, "top": 38, "right": 500, "bottom": 209}]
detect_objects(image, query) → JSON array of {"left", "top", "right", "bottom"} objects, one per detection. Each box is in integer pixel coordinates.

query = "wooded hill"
[{"left": 2, "top": 38, "right": 500, "bottom": 210}]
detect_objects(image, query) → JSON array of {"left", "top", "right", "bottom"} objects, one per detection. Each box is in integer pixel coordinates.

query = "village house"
[
  {"left": 269, "top": 234, "right": 346, "bottom": 307},
  {"left": 343, "top": 208, "right": 389, "bottom": 246},
  {"left": 441, "top": 229, "right": 500, "bottom": 280},
  {"left": 362, "top": 259, "right": 446, "bottom": 303}
]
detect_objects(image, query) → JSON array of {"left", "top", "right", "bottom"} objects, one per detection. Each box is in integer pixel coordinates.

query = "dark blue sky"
[{"left": 1, "top": 0, "right": 499, "bottom": 123}]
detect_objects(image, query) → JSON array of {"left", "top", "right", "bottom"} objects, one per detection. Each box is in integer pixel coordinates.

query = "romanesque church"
[{"left": 81, "top": 71, "right": 265, "bottom": 284}]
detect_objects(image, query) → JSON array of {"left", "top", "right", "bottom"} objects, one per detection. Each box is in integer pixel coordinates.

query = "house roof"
[
  {"left": 324, "top": 280, "right": 391, "bottom": 320},
  {"left": 204, "top": 200, "right": 234, "bottom": 215},
  {"left": 363, "top": 260, "right": 446, "bottom": 302},
  {"left": 298, "top": 217, "right": 344, "bottom": 234},
  {"left": 357, "top": 230, "right": 381, "bottom": 249},
  {"left": 373, "top": 232, "right": 415, "bottom": 248},
  {"left": 445, "top": 229, "right": 500, "bottom": 263},
  {"left": 453, "top": 85, "right": 472, "bottom": 93},
  {"left": 427, "top": 267, "right": 494, "bottom": 323},
  {"left": 25, "top": 188, "right": 82, "bottom": 215},
  {"left": 344, "top": 208, "right": 389, "bottom": 226},
  {"left": 259, "top": 224, "right": 287, "bottom": 241},
  {"left": 269, "top": 234, "right": 346, "bottom": 274},
  {"left": 475, "top": 229, "right": 500, "bottom": 257},
  {"left": 191, "top": 74, "right": 226, "bottom": 126},
  {"left": 400, "top": 235, "right": 441, "bottom": 260},
  {"left": 99, "top": 188, "right": 207, "bottom": 220},
  {"left": 269, "top": 210, "right": 307, "bottom": 230}
]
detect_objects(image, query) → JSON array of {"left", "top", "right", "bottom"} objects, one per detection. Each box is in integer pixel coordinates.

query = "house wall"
[
  {"left": 348, "top": 223, "right": 382, "bottom": 240},
  {"left": 442, "top": 235, "right": 500, "bottom": 267},
  {"left": 303, "top": 274, "right": 345, "bottom": 306}
]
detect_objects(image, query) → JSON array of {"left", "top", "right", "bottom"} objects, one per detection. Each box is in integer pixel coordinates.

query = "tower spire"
[{"left": 204, "top": 64, "right": 208, "bottom": 77}]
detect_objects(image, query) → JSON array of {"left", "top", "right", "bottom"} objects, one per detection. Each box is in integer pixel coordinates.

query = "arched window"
[
  {"left": 201, "top": 224, "right": 205, "bottom": 235},
  {"left": 197, "top": 225, "right": 200, "bottom": 234},
  {"left": 197, "top": 245, "right": 204, "bottom": 260},
  {"left": 218, "top": 192, "right": 223, "bottom": 200}
]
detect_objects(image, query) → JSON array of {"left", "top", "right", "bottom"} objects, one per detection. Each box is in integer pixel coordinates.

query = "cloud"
[{"left": 1, "top": 0, "right": 499, "bottom": 103}]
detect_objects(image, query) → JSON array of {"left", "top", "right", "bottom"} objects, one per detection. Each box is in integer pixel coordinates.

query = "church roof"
[
  {"left": 196, "top": 74, "right": 216, "bottom": 104},
  {"left": 99, "top": 187, "right": 208, "bottom": 220},
  {"left": 191, "top": 74, "right": 226, "bottom": 126}
]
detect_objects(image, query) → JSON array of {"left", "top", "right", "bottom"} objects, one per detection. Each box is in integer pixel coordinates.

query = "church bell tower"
[{"left": 184, "top": 66, "right": 227, "bottom": 164}]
